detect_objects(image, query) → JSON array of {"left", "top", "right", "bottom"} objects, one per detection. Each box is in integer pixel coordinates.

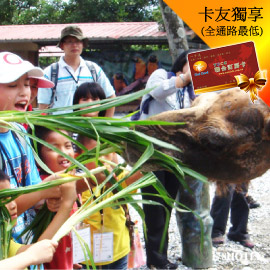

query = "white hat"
[
  {"left": 0, "top": 52, "right": 43, "bottom": 83},
  {"left": 29, "top": 76, "right": 55, "bottom": 88}
]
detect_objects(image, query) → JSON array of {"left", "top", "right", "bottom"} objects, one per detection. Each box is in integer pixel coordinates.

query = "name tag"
[
  {"left": 72, "top": 227, "right": 91, "bottom": 264},
  {"left": 93, "top": 231, "right": 113, "bottom": 263}
]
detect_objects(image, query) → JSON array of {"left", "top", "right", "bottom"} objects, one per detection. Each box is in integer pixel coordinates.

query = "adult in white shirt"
[{"left": 38, "top": 25, "right": 115, "bottom": 116}]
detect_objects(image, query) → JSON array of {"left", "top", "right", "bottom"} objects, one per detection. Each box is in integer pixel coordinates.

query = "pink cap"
[{"left": 29, "top": 76, "right": 55, "bottom": 88}]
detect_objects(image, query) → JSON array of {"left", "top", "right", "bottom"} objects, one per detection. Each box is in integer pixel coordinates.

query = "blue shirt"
[{"left": 0, "top": 124, "right": 41, "bottom": 244}]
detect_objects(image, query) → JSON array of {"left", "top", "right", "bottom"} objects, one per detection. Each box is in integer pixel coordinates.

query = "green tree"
[
  {"left": 0, "top": 0, "right": 159, "bottom": 25},
  {"left": 64, "top": 0, "right": 159, "bottom": 23},
  {"left": 0, "top": 0, "right": 70, "bottom": 25},
  {"left": 0, "top": 0, "right": 18, "bottom": 24}
]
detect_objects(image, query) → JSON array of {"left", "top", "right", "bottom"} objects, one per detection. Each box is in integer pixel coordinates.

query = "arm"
[
  {"left": 124, "top": 170, "right": 144, "bottom": 186},
  {"left": 76, "top": 137, "right": 115, "bottom": 193},
  {"left": 15, "top": 184, "right": 61, "bottom": 216},
  {"left": 175, "top": 71, "right": 191, "bottom": 89},
  {"left": 95, "top": 63, "right": 115, "bottom": 117},
  {"left": 38, "top": 181, "right": 77, "bottom": 241},
  {"left": 148, "top": 69, "right": 191, "bottom": 101},
  {"left": 85, "top": 152, "right": 142, "bottom": 187},
  {"left": 1, "top": 240, "right": 58, "bottom": 270},
  {"left": 76, "top": 162, "right": 108, "bottom": 194},
  {"left": 14, "top": 128, "right": 62, "bottom": 215},
  {"left": 37, "top": 66, "right": 53, "bottom": 109},
  {"left": 38, "top": 103, "right": 49, "bottom": 110},
  {"left": 111, "top": 153, "right": 143, "bottom": 186},
  {"left": 104, "top": 93, "right": 116, "bottom": 117},
  {"left": 76, "top": 178, "right": 96, "bottom": 194}
]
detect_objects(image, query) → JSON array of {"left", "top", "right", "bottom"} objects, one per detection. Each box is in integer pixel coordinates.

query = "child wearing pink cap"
[
  {"left": 21, "top": 76, "right": 55, "bottom": 130},
  {"left": 0, "top": 52, "right": 64, "bottom": 269},
  {"left": 29, "top": 76, "right": 54, "bottom": 105}
]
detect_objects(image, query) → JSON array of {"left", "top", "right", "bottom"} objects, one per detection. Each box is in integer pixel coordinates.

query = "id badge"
[
  {"left": 72, "top": 224, "right": 91, "bottom": 264},
  {"left": 93, "top": 231, "right": 113, "bottom": 263}
]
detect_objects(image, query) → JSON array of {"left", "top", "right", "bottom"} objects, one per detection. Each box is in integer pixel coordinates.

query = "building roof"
[{"left": 0, "top": 22, "right": 168, "bottom": 46}]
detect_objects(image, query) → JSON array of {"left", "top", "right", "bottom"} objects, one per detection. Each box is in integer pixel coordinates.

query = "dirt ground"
[
  {"left": 204, "top": 171, "right": 270, "bottom": 270},
  {"left": 132, "top": 170, "right": 270, "bottom": 270}
]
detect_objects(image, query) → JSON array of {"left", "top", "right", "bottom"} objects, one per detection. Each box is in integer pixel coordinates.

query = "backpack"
[
  {"left": 130, "top": 71, "right": 196, "bottom": 121},
  {"left": 130, "top": 71, "right": 172, "bottom": 121},
  {"left": 130, "top": 95, "right": 153, "bottom": 121},
  {"left": 49, "top": 61, "right": 98, "bottom": 108}
]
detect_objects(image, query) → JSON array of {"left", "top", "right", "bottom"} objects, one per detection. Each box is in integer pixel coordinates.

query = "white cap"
[
  {"left": 29, "top": 76, "right": 55, "bottom": 88},
  {"left": 0, "top": 52, "right": 43, "bottom": 83}
]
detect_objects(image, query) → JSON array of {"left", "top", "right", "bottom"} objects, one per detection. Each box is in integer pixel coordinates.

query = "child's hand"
[
  {"left": 46, "top": 198, "right": 61, "bottom": 212},
  {"left": 73, "top": 263, "right": 83, "bottom": 269},
  {"left": 60, "top": 181, "right": 77, "bottom": 206},
  {"left": 42, "top": 174, "right": 62, "bottom": 200},
  {"left": 45, "top": 172, "right": 77, "bottom": 211},
  {"left": 184, "top": 70, "right": 192, "bottom": 84},
  {"left": 26, "top": 239, "right": 58, "bottom": 264},
  {"left": 44, "top": 172, "right": 62, "bottom": 182}
]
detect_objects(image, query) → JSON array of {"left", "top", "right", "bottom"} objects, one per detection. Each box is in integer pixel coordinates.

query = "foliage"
[
  {"left": 0, "top": 206, "right": 14, "bottom": 260},
  {"left": 0, "top": 89, "right": 206, "bottom": 263},
  {"left": 65, "top": 0, "right": 159, "bottom": 23},
  {"left": 39, "top": 56, "right": 60, "bottom": 69},
  {"left": 0, "top": 88, "right": 206, "bottom": 184},
  {"left": 0, "top": 0, "right": 66, "bottom": 25},
  {"left": 128, "top": 44, "right": 169, "bottom": 51},
  {"left": 0, "top": 0, "right": 160, "bottom": 25},
  {"left": 152, "top": 5, "right": 165, "bottom": 31},
  {"left": 0, "top": 0, "right": 15, "bottom": 25}
]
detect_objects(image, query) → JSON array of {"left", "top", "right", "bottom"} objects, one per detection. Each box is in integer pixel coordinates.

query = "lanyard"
[
  {"left": 177, "top": 88, "right": 185, "bottom": 109},
  {"left": 0, "top": 131, "right": 26, "bottom": 187},
  {"left": 93, "top": 190, "right": 105, "bottom": 227},
  {"left": 65, "top": 66, "right": 82, "bottom": 85}
]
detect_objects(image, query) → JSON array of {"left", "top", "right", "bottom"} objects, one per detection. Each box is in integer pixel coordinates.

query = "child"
[
  {"left": 72, "top": 81, "right": 107, "bottom": 117},
  {"left": 77, "top": 137, "right": 131, "bottom": 269},
  {"left": 35, "top": 127, "right": 75, "bottom": 176},
  {"left": 73, "top": 82, "right": 142, "bottom": 269},
  {"left": 0, "top": 169, "right": 76, "bottom": 269},
  {"left": 22, "top": 76, "right": 54, "bottom": 130},
  {"left": 0, "top": 51, "right": 63, "bottom": 247},
  {"left": 34, "top": 126, "right": 81, "bottom": 269},
  {"left": 29, "top": 76, "right": 55, "bottom": 108}
]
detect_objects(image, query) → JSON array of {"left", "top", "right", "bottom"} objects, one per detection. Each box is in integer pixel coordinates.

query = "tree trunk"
[{"left": 159, "top": 0, "right": 189, "bottom": 62}]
